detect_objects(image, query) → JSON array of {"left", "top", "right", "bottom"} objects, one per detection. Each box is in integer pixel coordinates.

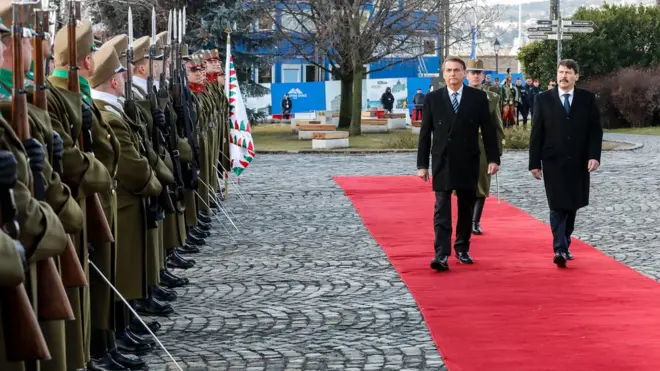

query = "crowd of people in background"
[{"left": 406, "top": 74, "right": 558, "bottom": 129}]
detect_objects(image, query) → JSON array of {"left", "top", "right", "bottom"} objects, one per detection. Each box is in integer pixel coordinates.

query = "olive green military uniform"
[
  {"left": 181, "top": 44, "right": 199, "bottom": 229},
  {"left": 0, "top": 4, "right": 84, "bottom": 370},
  {"left": 0, "top": 113, "right": 68, "bottom": 371},
  {"left": 90, "top": 44, "right": 162, "bottom": 302},
  {"left": 0, "top": 230, "right": 28, "bottom": 371},
  {"left": 155, "top": 33, "right": 189, "bottom": 253},
  {"left": 52, "top": 19, "right": 117, "bottom": 369},
  {"left": 200, "top": 50, "right": 220, "bottom": 196},
  {"left": 0, "top": 79, "right": 85, "bottom": 371},
  {"left": 188, "top": 53, "right": 212, "bottom": 217},
  {"left": 477, "top": 87, "right": 505, "bottom": 198},
  {"left": 130, "top": 35, "right": 176, "bottom": 288},
  {"left": 202, "top": 49, "right": 230, "bottom": 194}
]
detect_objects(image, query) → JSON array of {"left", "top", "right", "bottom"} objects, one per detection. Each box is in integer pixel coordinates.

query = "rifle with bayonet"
[
  {"left": 0, "top": 6, "right": 51, "bottom": 357},
  {"left": 125, "top": 7, "right": 158, "bottom": 229},
  {"left": 146, "top": 8, "right": 172, "bottom": 219},
  {"left": 158, "top": 10, "right": 185, "bottom": 209},
  {"left": 171, "top": 8, "right": 199, "bottom": 190},
  {"left": 34, "top": 2, "right": 87, "bottom": 290},
  {"left": 66, "top": 0, "right": 114, "bottom": 246},
  {"left": 10, "top": 0, "right": 74, "bottom": 324}
]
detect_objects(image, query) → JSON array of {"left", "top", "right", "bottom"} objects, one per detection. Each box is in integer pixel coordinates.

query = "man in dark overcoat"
[
  {"left": 417, "top": 56, "right": 501, "bottom": 271},
  {"left": 529, "top": 59, "right": 603, "bottom": 268}
]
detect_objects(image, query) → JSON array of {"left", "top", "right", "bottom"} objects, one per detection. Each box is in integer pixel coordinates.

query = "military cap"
[
  {"left": 132, "top": 36, "right": 150, "bottom": 64},
  {"left": 206, "top": 49, "right": 221, "bottom": 61},
  {"left": 466, "top": 59, "right": 485, "bottom": 72},
  {"left": 104, "top": 34, "right": 128, "bottom": 65},
  {"left": 153, "top": 34, "right": 164, "bottom": 59},
  {"left": 187, "top": 54, "right": 204, "bottom": 71},
  {"left": 54, "top": 19, "right": 98, "bottom": 67},
  {"left": 89, "top": 43, "right": 126, "bottom": 88}
]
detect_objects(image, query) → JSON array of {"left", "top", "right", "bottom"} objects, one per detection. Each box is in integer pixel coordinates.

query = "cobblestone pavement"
[{"left": 144, "top": 133, "right": 650, "bottom": 370}]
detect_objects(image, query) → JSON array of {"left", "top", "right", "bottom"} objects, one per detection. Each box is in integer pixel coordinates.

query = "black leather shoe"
[
  {"left": 210, "top": 200, "right": 220, "bottom": 210},
  {"left": 554, "top": 251, "right": 568, "bottom": 268},
  {"left": 430, "top": 256, "right": 449, "bottom": 271},
  {"left": 193, "top": 226, "right": 210, "bottom": 238},
  {"left": 455, "top": 252, "right": 474, "bottom": 264},
  {"left": 197, "top": 213, "right": 212, "bottom": 224},
  {"left": 160, "top": 269, "right": 189, "bottom": 286},
  {"left": 174, "top": 249, "right": 196, "bottom": 263},
  {"left": 134, "top": 298, "right": 174, "bottom": 317},
  {"left": 167, "top": 252, "right": 195, "bottom": 269},
  {"left": 88, "top": 355, "right": 129, "bottom": 370},
  {"left": 109, "top": 349, "right": 147, "bottom": 370},
  {"left": 197, "top": 220, "right": 211, "bottom": 231},
  {"left": 186, "top": 233, "right": 205, "bottom": 246},
  {"left": 115, "top": 334, "right": 151, "bottom": 355},
  {"left": 566, "top": 249, "right": 574, "bottom": 260},
  {"left": 129, "top": 317, "right": 161, "bottom": 335},
  {"left": 152, "top": 286, "right": 177, "bottom": 301},
  {"left": 472, "top": 222, "right": 483, "bottom": 235},
  {"left": 124, "top": 330, "right": 155, "bottom": 347},
  {"left": 159, "top": 271, "right": 186, "bottom": 288},
  {"left": 176, "top": 244, "right": 200, "bottom": 254}
]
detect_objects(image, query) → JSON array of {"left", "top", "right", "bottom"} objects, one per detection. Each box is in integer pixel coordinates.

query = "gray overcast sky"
[{"left": 484, "top": 0, "right": 546, "bottom": 4}]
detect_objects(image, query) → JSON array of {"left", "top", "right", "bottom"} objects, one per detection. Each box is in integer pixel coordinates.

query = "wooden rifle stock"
[
  {"left": 33, "top": 9, "right": 87, "bottom": 289},
  {"left": 0, "top": 284, "right": 51, "bottom": 361},
  {"left": 11, "top": 3, "right": 73, "bottom": 322},
  {"left": 0, "top": 189, "right": 51, "bottom": 361},
  {"left": 66, "top": 2, "right": 114, "bottom": 245}
]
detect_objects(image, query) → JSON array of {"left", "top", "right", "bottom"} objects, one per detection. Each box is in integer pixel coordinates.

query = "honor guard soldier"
[
  {"left": 465, "top": 59, "right": 505, "bottom": 235},
  {"left": 89, "top": 42, "right": 163, "bottom": 368},
  {"left": 52, "top": 16, "right": 120, "bottom": 371}
]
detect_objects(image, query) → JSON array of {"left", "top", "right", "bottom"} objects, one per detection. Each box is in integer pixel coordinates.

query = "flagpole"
[{"left": 224, "top": 23, "right": 231, "bottom": 200}]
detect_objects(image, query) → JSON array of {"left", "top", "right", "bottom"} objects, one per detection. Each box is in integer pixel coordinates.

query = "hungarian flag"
[{"left": 225, "top": 35, "right": 255, "bottom": 176}]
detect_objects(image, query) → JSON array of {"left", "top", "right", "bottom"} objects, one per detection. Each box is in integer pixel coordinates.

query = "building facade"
[{"left": 245, "top": 2, "right": 442, "bottom": 84}]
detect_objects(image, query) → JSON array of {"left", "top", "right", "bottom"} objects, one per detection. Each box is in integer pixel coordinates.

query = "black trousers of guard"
[{"left": 433, "top": 190, "right": 476, "bottom": 257}]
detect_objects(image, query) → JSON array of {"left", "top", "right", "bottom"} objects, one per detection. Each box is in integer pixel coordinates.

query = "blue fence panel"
[
  {"left": 406, "top": 77, "right": 432, "bottom": 114},
  {"left": 270, "top": 82, "right": 327, "bottom": 114}
]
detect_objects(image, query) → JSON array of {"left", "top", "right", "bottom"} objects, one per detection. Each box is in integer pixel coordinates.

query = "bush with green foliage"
[{"left": 518, "top": 4, "right": 660, "bottom": 84}]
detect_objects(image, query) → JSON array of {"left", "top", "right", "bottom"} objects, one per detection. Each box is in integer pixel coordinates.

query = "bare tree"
[
  {"left": 269, "top": 0, "right": 446, "bottom": 134},
  {"left": 439, "top": 0, "right": 503, "bottom": 59},
  {"left": 268, "top": 0, "right": 501, "bottom": 134}
]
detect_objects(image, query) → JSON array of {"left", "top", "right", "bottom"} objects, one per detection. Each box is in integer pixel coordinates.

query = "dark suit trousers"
[
  {"left": 550, "top": 209, "right": 577, "bottom": 253},
  {"left": 434, "top": 190, "right": 476, "bottom": 257}
]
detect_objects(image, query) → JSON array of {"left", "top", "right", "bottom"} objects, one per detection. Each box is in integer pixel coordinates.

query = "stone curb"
[
  {"left": 257, "top": 140, "right": 643, "bottom": 155},
  {"left": 605, "top": 140, "right": 644, "bottom": 151}
]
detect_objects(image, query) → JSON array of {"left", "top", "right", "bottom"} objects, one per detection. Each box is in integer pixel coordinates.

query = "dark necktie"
[{"left": 563, "top": 93, "right": 571, "bottom": 115}]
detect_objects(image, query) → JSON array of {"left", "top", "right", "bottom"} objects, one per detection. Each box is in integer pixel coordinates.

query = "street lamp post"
[{"left": 494, "top": 38, "right": 501, "bottom": 74}]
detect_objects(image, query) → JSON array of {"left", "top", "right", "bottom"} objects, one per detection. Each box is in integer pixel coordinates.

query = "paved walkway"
[{"left": 145, "top": 133, "right": 653, "bottom": 370}]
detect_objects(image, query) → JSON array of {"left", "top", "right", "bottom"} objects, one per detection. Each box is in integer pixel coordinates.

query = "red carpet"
[{"left": 335, "top": 176, "right": 660, "bottom": 371}]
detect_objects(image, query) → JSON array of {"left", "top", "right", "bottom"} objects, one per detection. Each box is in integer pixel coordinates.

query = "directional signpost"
[{"left": 527, "top": 18, "right": 595, "bottom": 63}]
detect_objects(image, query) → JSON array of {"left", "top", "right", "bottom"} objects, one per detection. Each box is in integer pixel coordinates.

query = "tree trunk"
[
  {"left": 338, "top": 75, "right": 353, "bottom": 129},
  {"left": 349, "top": 68, "right": 363, "bottom": 136}
]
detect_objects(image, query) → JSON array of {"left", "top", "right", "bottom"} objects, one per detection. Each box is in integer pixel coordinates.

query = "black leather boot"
[
  {"left": 472, "top": 197, "right": 486, "bottom": 235},
  {"left": 152, "top": 285, "right": 178, "bottom": 301},
  {"left": 197, "top": 213, "right": 212, "bottom": 224},
  {"left": 176, "top": 244, "right": 201, "bottom": 254},
  {"left": 167, "top": 250, "right": 195, "bottom": 269}
]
